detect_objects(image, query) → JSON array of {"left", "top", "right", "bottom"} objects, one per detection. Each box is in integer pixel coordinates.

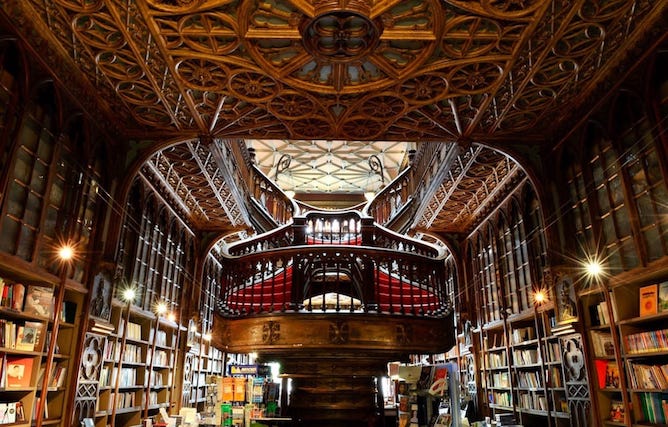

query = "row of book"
[
  {"left": 118, "top": 321, "right": 142, "bottom": 341},
  {"left": 590, "top": 330, "right": 615, "bottom": 358},
  {"left": 550, "top": 366, "right": 563, "bottom": 387},
  {"left": 488, "top": 390, "right": 512, "bottom": 407},
  {"left": 511, "top": 326, "right": 536, "bottom": 344},
  {"left": 546, "top": 341, "right": 561, "bottom": 362},
  {"left": 0, "top": 401, "right": 26, "bottom": 424},
  {"left": 589, "top": 300, "right": 611, "bottom": 326},
  {"left": 0, "top": 320, "right": 43, "bottom": 351},
  {"left": 122, "top": 344, "right": 143, "bottom": 364},
  {"left": 512, "top": 348, "right": 539, "bottom": 365},
  {"left": 149, "top": 329, "right": 169, "bottom": 347},
  {"left": 594, "top": 360, "right": 621, "bottom": 389},
  {"left": 491, "top": 371, "right": 509, "bottom": 388},
  {"left": 517, "top": 371, "right": 542, "bottom": 389},
  {"left": 36, "top": 361, "right": 68, "bottom": 389},
  {"left": 625, "top": 328, "right": 668, "bottom": 354},
  {"left": 637, "top": 392, "right": 668, "bottom": 424},
  {"left": 109, "top": 392, "right": 136, "bottom": 409},
  {"left": 148, "top": 349, "right": 170, "bottom": 366},
  {"left": 518, "top": 391, "right": 548, "bottom": 411},
  {"left": 638, "top": 281, "right": 668, "bottom": 316},
  {"left": 486, "top": 352, "right": 507, "bottom": 368},
  {"left": 0, "top": 281, "right": 54, "bottom": 318},
  {"left": 0, "top": 356, "right": 33, "bottom": 388},
  {"left": 627, "top": 362, "right": 668, "bottom": 390}
]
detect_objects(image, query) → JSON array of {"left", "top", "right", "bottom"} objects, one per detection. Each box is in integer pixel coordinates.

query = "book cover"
[
  {"left": 639, "top": 284, "right": 658, "bottom": 316},
  {"left": 23, "top": 286, "right": 54, "bottom": 318},
  {"left": 610, "top": 400, "right": 625, "bottom": 422},
  {"left": 23, "top": 321, "right": 44, "bottom": 351},
  {"left": 605, "top": 362, "right": 620, "bottom": 388},
  {"left": 11, "top": 283, "right": 25, "bottom": 311},
  {"left": 5, "top": 356, "right": 34, "bottom": 388},
  {"left": 15, "top": 324, "right": 37, "bottom": 351},
  {"left": 659, "top": 281, "right": 668, "bottom": 312},
  {"left": 0, "top": 402, "right": 16, "bottom": 424}
]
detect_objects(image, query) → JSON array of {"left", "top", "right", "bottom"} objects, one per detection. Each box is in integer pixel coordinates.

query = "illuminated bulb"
[
  {"left": 58, "top": 245, "right": 74, "bottom": 261},
  {"left": 585, "top": 260, "right": 603, "bottom": 277},
  {"left": 167, "top": 313, "right": 176, "bottom": 322},
  {"left": 155, "top": 302, "right": 167, "bottom": 315},
  {"left": 534, "top": 290, "right": 546, "bottom": 304},
  {"left": 122, "top": 288, "right": 136, "bottom": 303}
]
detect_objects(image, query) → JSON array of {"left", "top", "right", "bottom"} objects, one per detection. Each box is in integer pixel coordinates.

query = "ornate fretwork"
[
  {"left": 2, "top": 0, "right": 663, "bottom": 142},
  {"left": 262, "top": 320, "right": 281, "bottom": 344},
  {"left": 141, "top": 139, "right": 245, "bottom": 230},
  {"left": 329, "top": 320, "right": 350, "bottom": 344},
  {"left": 74, "top": 334, "right": 106, "bottom": 423},
  {"left": 561, "top": 334, "right": 591, "bottom": 427},
  {"left": 417, "top": 144, "right": 526, "bottom": 233}
]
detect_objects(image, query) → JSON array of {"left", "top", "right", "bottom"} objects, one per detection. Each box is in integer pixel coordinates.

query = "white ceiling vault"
[{"left": 247, "top": 139, "right": 413, "bottom": 196}]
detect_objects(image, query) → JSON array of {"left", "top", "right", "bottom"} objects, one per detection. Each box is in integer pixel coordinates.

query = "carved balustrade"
[
  {"left": 220, "top": 210, "right": 450, "bottom": 318},
  {"left": 365, "top": 142, "right": 451, "bottom": 230},
  {"left": 249, "top": 164, "right": 297, "bottom": 226}
]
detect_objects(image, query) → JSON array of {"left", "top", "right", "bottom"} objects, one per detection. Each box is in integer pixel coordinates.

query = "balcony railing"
[{"left": 219, "top": 210, "right": 451, "bottom": 318}]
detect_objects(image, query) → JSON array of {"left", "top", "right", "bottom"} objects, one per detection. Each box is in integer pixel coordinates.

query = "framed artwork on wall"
[
  {"left": 90, "top": 268, "right": 113, "bottom": 322},
  {"left": 555, "top": 274, "right": 578, "bottom": 325}
]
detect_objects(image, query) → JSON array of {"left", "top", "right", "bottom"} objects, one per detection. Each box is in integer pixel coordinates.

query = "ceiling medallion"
[{"left": 301, "top": 11, "right": 382, "bottom": 63}]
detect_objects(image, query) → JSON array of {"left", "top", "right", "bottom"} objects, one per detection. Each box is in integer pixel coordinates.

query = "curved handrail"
[
  {"left": 223, "top": 209, "right": 444, "bottom": 259},
  {"left": 219, "top": 245, "right": 451, "bottom": 318}
]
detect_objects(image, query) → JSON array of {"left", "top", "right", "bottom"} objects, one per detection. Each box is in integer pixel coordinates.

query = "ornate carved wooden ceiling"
[
  {"left": 2, "top": 0, "right": 665, "bottom": 236},
  {"left": 6, "top": 0, "right": 665, "bottom": 142}
]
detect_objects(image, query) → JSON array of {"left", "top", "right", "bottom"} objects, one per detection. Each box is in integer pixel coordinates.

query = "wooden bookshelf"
[
  {"left": 94, "top": 300, "right": 179, "bottom": 427},
  {"left": 0, "top": 273, "right": 84, "bottom": 427},
  {"left": 614, "top": 279, "right": 668, "bottom": 426}
]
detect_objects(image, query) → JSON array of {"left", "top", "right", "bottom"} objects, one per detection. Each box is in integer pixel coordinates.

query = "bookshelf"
[
  {"left": 508, "top": 314, "right": 550, "bottom": 425},
  {"left": 614, "top": 279, "right": 668, "bottom": 426},
  {"left": 478, "top": 305, "right": 575, "bottom": 427},
  {"left": 95, "top": 299, "right": 179, "bottom": 427},
  {"left": 580, "top": 277, "right": 668, "bottom": 427},
  {"left": 480, "top": 322, "right": 514, "bottom": 416},
  {"left": 0, "top": 274, "right": 83, "bottom": 427},
  {"left": 580, "top": 288, "right": 626, "bottom": 427},
  {"left": 182, "top": 336, "right": 225, "bottom": 411}
]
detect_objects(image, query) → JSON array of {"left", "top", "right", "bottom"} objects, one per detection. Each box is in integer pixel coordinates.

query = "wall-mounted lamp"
[
  {"left": 584, "top": 259, "right": 603, "bottom": 278},
  {"left": 533, "top": 289, "right": 547, "bottom": 305},
  {"left": 155, "top": 301, "right": 168, "bottom": 316},
  {"left": 58, "top": 244, "right": 75, "bottom": 262},
  {"left": 122, "top": 287, "right": 136, "bottom": 303}
]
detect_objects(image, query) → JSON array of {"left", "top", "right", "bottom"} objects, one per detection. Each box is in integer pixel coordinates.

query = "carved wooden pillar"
[{"left": 277, "top": 355, "right": 386, "bottom": 427}]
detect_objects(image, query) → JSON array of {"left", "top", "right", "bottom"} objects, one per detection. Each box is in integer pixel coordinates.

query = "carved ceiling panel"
[
  {"left": 2, "top": 0, "right": 665, "bottom": 236},
  {"left": 6, "top": 0, "right": 663, "bottom": 142},
  {"left": 417, "top": 145, "right": 525, "bottom": 233},
  {"left": 142, "top": 140, "right": 245, "bottom": 230}
]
